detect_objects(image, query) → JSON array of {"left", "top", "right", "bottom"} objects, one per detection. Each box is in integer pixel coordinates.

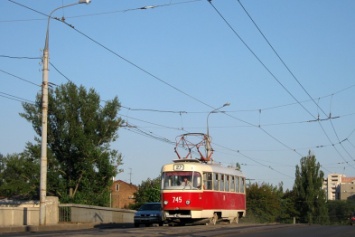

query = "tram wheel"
[{"left": 210, "top": 213, "right": 218, "bottom": 225}]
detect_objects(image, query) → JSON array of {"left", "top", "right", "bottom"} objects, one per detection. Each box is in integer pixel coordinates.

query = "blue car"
[{"left": 134, "top": 202, "right": 165, "bottom": 227}]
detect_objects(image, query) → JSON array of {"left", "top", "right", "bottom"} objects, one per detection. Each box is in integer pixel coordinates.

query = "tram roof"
[{"left": 162, "top": 159, "right": 245, "bottom": 177}]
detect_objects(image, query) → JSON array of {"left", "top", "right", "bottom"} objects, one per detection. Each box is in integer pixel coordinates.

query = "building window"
[{"left": 116, "top": 184, "right": 120, "bottom": 191}]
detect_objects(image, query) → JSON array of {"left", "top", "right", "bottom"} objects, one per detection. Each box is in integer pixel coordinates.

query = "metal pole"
[
  {"left": 205, "top": 103, "right": 230, "bottom": 160},
  {"left": 39, "top": 1, "right": 91, "bottom": 226}
]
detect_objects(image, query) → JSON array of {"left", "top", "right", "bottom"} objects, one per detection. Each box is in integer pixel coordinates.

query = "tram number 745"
[{"left": 172, "top": 196, "right": 182, "bottom": 203}]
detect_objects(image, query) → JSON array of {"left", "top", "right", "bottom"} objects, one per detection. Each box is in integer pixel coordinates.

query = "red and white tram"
[{"left": 161, "top": 133, "right": 246, "bottom": 225}]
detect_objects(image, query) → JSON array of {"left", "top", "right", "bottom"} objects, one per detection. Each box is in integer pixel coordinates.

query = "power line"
[
  {"left": 65, "top": 0, "right": 203, "bottom": 19},
  {"left": 236, "top": 0, "right": 355, "bottom": 169},
  {"left": 0, "top": 91, "right": 34, "bottom": 104},
  {"left": 208, "top": 0, "right": 355, "bottom": 169},
  {"left": 9, "top": 1, "right": 346, "bottom": 160},
  {"left": 236, "top": 0, "right": 329, "bottom": 118},
  {"left": 0, "top": 54, "right": 40, "bottom": 60},
  {"left": 66, "top": 22, "right": 214, "bottom": 110},
  {"left": 49, "top": 62, "right": 72, "bottom": 82},
  {"left": 8, "top": 0, "right": 48, "bottom": 18},
  {"left": 121, "top": 105, "right": 187, "bottom": 114},
  {"left": 207, "top": 0, "right": 317, "bottom": 120},
  {"left": 7, "top": 1, "right": 353, "bottom": 179},
  {"left": 0, "top": 68, "right": 40, "bottom": 87}
]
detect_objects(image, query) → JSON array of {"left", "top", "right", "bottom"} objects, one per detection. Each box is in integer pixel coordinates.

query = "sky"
[{"left": 1, "top": 0, "right": 355, "bottom": 190}]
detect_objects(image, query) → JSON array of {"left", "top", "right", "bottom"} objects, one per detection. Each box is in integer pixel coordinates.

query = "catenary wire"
[
  {"left": 6, "top": 1, "right": 353, "bottom": 179},
  {"left": 236, "top": 0, "right": 355, "bottom": 167},
  {"left": 208, "top": 0, "right": 355, "bottom": 169},
  {"left": 207, "top": 0, "right": 316, "bottom": 120}
]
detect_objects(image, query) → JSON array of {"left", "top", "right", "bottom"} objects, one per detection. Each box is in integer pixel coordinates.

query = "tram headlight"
[
  {"left": 185, "top": 200, "right": 190, "bottom": 205},
  {"left": 163, "top": 200, "right": 168, "bottom": 205}
]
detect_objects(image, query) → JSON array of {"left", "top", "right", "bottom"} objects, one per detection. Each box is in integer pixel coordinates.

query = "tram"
[{"left": 161, "top": 133, "right": 246, "bottom": 225}]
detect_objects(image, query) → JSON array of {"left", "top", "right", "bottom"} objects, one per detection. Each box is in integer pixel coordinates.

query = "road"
[{"left": 2, "top": 223, "right": 355, "bottom": 237}]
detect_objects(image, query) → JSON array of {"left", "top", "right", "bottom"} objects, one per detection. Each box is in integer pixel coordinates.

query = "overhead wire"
[
  {"left": 207, "top": 0, "right": 316, "bottom": 120},
  {"left": 65, "top": 0, "right": 203, "bottom": 19},
  {"left": 6, "top": 0, "right": 352, "bottom": 179},
  {"left": 234, "top": 0, "right": 355, "bottom": 166},
  {"left": 236, "top": 0, "right": 329, "bottom": 118},
  {"left": 328, "top": 95, "right": 355, "bottom": 163},
  {"left": 0, "top": 55, "right": 40, "bottom": 60},
  {"left": 54, "top": 10, "right": 354, "bottom": 173},
  {"left": 208, "top": 0, "right": 355, "bottom": 169},
  {"left": 0, "top": 68, "right": 40, "bottom": 87},
  {"left": 0, "top": 91, "right": 35, "bottom": 104},
  {"left": 49, "top": 62, "right": 73, "bottom": 83}
]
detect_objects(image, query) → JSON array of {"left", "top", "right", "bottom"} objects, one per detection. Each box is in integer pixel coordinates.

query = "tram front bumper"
[{"left": 164, "top": 210, "right": 191, "bottom": 218}]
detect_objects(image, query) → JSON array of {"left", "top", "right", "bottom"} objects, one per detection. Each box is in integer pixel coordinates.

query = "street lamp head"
[
  {"left": 79, "top": 0, "right": 91, "bottom": 4},
  {"left": 223, "top": 102, "right": 231, "bottom": 107}
]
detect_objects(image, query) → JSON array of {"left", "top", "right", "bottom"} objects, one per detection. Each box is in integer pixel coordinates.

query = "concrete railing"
[
  {"left": 0, "top": 196, "right": 58, "bottom": 226},
  {"left": 0, "top": 197, "right": 135, "bottom": 226},
  {"left": 59, "top": 204, "right": 135, "bottom": 224}
]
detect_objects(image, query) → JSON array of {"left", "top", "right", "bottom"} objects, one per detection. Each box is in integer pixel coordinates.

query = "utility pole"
[
  {"left": 129, "top": 168, "right": 132, "bottom": 184},
  {"left": 39, "top": 0, "right": 91, "bottom": 225}
]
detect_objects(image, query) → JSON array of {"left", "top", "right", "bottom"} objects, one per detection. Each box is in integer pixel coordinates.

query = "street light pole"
[
  {"left": 205, "top": 103, "right": 230, "bottom": 160},
  {"left": 39, "top": 0, "right": 91, "bottom": 226}
]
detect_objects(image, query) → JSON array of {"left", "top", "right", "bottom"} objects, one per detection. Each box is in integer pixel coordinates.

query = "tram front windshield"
[{"left": 161, "top": 171, "right": 202, "bottom": 190}]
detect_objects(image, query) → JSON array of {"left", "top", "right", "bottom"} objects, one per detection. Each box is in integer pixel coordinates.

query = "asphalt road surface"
[{"left": 2, "top": 223, "right": 355, "bottom": 237}]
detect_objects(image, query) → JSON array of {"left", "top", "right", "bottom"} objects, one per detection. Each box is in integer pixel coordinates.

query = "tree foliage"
[
  {"left": 0, "top": 150, "right": 39, "bottom": 199},
  {"left": 18, "top": 82, "right": 123, "bottom": 206},
  {"left": 132, "top": 176, "right": 161, "bottom": 209},
  {"left": 246, "top": 182, "right": 284, "bottom": 223},
  {"left": 327, "top": 200, "right": 355, "bottom": 225},
  {"left": 293, "top": 152, "right": 329, "bottom": 224}
]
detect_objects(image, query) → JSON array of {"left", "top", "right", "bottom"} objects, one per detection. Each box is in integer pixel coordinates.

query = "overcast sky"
[{"left": 1, "top": 0, "right": 355, "bottom": 190}]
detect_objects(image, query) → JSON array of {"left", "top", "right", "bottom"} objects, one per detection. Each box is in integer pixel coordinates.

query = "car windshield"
[
  {"left": 139, "top": 203, "right": 161, "bottom": 211},
  {"left": 161, "top": 171, "right": 202, "bottom": 190}
]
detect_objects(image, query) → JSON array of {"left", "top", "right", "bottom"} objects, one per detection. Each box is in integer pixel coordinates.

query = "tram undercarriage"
[{"left": 164, "top": 209, "right": 244, "bottom": 225}]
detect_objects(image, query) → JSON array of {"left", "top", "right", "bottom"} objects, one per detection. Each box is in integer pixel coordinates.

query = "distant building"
[
  {"left": 339, "top": 177, "right": 355, "bottom": 200},
  {"left": 111, "top": 180, "right": 137, "bottom": 208},
  {"left": 323, "top": 174, "right": 355, "bottom": 200}
]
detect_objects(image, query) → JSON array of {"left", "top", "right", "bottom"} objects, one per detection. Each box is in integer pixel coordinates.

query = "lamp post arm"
[
  {"left": 205, "top": 103, "right": 230, "bottom": 161},
  {"left": 44, "top": 2, "right": 84, "bottom": 50},
  {"left": 39, "top": 0, "right": 90, "bottom": 226}
]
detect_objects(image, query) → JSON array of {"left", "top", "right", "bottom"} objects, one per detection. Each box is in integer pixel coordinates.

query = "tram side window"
[
  {"left": 219, "top": 174, "right": 224, "bottom": 191},
  {"left": 236, "top": 176, "right": 240, "bottom": 193},
  {"left": 230, "top": 176, "right": 235, "bottom": 192},
  {"left": 203, "top": 172, "right": 213, "bottom": 190},
  {"left": 225, "top": 175, "right": 230, "bottom": 192},
  {"left": 213, "top": 173, "right": 219, "bottom": 191},
  {"left": 241, "top": 177, "right": 245, "bottom": 193}
]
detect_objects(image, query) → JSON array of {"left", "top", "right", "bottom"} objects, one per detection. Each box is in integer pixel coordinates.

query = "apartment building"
[
  {"left": 323, "top": 174, "right": 355, "bottom": 200},
  {"left": 339, "top": 177, "right": 355, "bottom": 200}
]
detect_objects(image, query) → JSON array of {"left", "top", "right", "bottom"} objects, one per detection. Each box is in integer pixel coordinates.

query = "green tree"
[
  {"left": 327, "top": 200, "right": 355, "bottom": 225},
  {"left": 246, "top": 182, "right": 283, "bottom": 223},
  {"left": 280, "top": 189, "right": 299, "bottom": 223},
  {"left": 132, "top": 176, "right": 161, "bottom": 209},
  {"left": 0, "top": 151, "right": 39, "bottom": 199},
  {"left": 293, "top": 152, "right": 328, "bottom": 224},
  {"left": 20, "top": 82, "right": 123, "bottom": 206}
]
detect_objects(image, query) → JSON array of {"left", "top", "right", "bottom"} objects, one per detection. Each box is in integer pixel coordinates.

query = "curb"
[{"left": 0, "top": 223, "right": 96, "bottom": 234}]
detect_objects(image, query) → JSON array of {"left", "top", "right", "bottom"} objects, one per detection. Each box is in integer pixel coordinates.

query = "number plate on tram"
[{"left": 173, "top": 164, "right": 184, "bottom": 171}]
